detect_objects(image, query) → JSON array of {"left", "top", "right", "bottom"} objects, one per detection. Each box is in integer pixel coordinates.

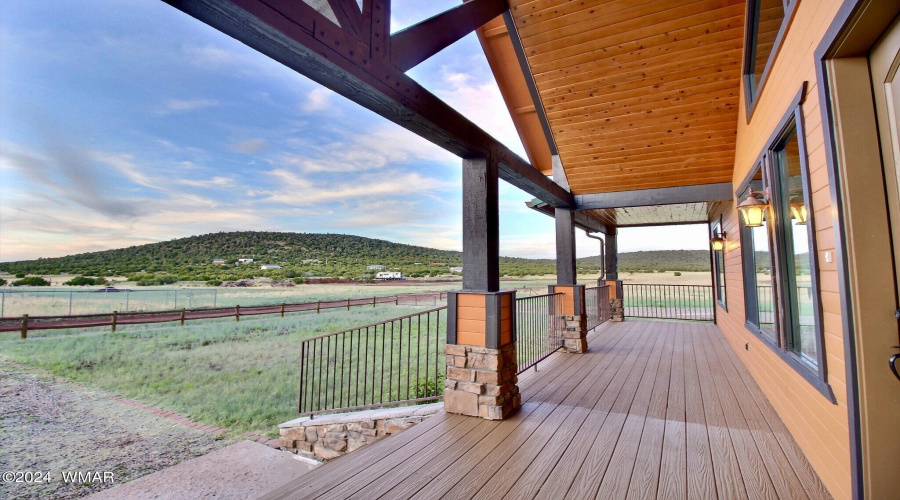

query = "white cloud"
[
  {"left": 177, "top": 176, "right": 237, "bottom": 189},
  {"left": 156, "top": 98, "right": 220, "bottom": 115},
  {"left": 301, "top": 88, "right": 334, "bottom": 113},
  {"left": 255, "top": 169, "right": 450, "bottom": 206},
  {"left": 231, "top": 138, "right": 268, "bottom": 154}
]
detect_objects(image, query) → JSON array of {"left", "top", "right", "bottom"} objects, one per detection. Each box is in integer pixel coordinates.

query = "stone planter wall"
[
  {"left": 611, "top": 298, "right": 624, "bottom": 322},
  {"left": 278, "top": 403, "right": 442, "bottom": 462}
]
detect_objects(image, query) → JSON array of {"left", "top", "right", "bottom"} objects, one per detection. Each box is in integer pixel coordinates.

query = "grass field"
[{"left": 0, "top": 305, "right": 431, "bottom": 437}]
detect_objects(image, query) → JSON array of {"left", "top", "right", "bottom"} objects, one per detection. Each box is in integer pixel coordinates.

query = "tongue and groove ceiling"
[{"left": 486, "top": 0, "right": 746, "bottom": 196}]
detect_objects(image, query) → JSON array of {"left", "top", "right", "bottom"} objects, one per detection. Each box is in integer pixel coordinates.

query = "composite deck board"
[{"left": 266, "top": 321, "right": 832, "bottom": 500}]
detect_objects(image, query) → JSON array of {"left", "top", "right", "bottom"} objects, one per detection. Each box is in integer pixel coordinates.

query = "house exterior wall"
[{"left": 713, "top": 0, "right": 852, "bottom": 497}]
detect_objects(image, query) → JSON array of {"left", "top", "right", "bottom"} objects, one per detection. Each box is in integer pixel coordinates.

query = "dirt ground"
[{"left": 0, "top": 361, "right": 228, "bottom": 500}]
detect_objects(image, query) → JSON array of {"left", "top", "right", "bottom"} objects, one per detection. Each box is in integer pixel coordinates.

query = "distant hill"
[{"left": 1, "top": 232, "right": 709, "bottom": 281}]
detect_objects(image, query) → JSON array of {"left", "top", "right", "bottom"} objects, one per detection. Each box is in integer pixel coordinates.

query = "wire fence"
[
  {"left": 0, "top": 292, "right": 448, "bottom": 337},
  {"left": 297, "top": 307, "right": 447, "bottom": 416},
  {"left": 516, "top": 293, "right": 564, "bottom": 374},
  {"left": 623, "top": 284, "right": 714, "bottom": 321}
]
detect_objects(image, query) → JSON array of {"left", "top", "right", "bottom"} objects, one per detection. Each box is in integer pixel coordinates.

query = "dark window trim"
[
  {"left": 711, "top": 215, "right": 728, "bottom": 311},
  {"left": 743, "top": 0, "right": 802, "bottom": 122},
  {"left": 736, "top": 82, "right": 835, "bottom": 402}
]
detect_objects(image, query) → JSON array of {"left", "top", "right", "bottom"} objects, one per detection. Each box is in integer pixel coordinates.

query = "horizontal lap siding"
[{"left": 718, "top": 0, "right": 851, "bottom": 498}]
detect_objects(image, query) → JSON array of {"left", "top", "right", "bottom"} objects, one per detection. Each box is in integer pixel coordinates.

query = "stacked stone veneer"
[
  {"left": 443, "top": 343, "right": 520, "bottom": 420},
  {"left": 560, "top": 313, "right": 588, "bottom": 353},
  {"left": 278, "top": 403, "right": 441, "bottom": 462},
  {"left": 610, "top": 298, "right": 624, "bottom": 322}
]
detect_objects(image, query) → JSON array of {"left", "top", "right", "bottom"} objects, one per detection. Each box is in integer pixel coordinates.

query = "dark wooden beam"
[
  {"left": 575, "top": 183, "right": 733, "bottom": 210},
  {"left": 605, "top": 232, "right": 618, "bottom": 281},
  {"left": 555, "top": 208, "right": 576, "bottom": 285},
  {"left": 326, "top": 0, "right": 362, "bottom": 38},
  {"left": 162, "top": 0, "right": 572, "bottom": 208},
  {"left": 390, "top": 0, "right": 508, "bottom": 72},
  {"left": 463, "top": 156, "right": 500, "bottom": 292}
]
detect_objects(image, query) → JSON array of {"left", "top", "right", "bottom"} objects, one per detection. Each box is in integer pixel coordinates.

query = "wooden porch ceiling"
[
  {"left": 262, "top": 321, "right": 832, "bottom": 499},
  {"left": 489, "top": 0, "right": 745, "bottom": 195}
]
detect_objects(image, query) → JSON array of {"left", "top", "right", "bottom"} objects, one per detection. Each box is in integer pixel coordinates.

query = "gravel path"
[{"left": 0, "top": 361, "right": 228, "bottom": 500}]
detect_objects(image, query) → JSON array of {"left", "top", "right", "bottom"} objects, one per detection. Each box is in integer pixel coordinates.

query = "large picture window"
[{"left": 736, "top": 86, "right": 831, "bottom": 399}]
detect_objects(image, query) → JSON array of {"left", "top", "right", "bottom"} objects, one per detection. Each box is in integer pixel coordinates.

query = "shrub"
[
  {"left": 206, "top": 279, "right": 223, "bottom": 287},
  {"left": 673, "top": 272, "right": 682, "bottom": 277},
  {"left": 0, "top": 278, "right": 6, "bottom": 286},
  {"left": 12, "top": 276, "right": 50, "bottom": 286},
  {"left": 63, "top": 276, "right": 108, "bottom": 286},
  {"left": 15, "top": 273, "right": 25, "bottom": 278}
]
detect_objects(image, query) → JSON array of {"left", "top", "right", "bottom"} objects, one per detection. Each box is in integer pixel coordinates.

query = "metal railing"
[
  {"left": 585, "top": 285, "right": 612, "bottom": 330},
  {"left": 516, "top": 293, "right": 564, "bottom": 374},
  {"left": 623, "top": 284, "right": 714, "bottom": 321},
  {"left": 297, "top": 307, "right": 446, "bottom": 416}
]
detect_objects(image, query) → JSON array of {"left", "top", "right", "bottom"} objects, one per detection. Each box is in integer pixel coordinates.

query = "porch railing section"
[
  {"left": 298, "top": 307, "right": 446, "bottom": 416},
  {"left": 516, "top": 292, "right": 564, "bottom": 374},
  {"left": 585, "top": 285, "right": 612, "bottom": 330},
  {"left": 623, "top": 284, "right": 714, "bottom": 321}
]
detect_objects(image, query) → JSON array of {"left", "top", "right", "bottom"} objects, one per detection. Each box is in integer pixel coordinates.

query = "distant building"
[
  {"left": 212, "top": 259, "right": 226, "bottom": 265},
  {"left": 366, "top": 265, "right": 386, "bottom": 270},
  {"left": 450, "top": 267, "right": 463, "bottom": 273},
  {"left": 302, "top": 259, "right": 320, "bottom": 264},
  {"left": 260, "top": 264, "right": 283, "bottom": 270},
  {"left": 237, "top": 258, "right": 254, "bottom": 264}
]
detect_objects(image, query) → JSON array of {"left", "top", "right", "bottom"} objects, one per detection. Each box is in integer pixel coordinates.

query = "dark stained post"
[
  {"left": 462, "top": 156, "right": 500, "bottom": 292},
  {"left": 605, "top": 229, "right": 619, "bottom": 281},
  {"left": 445, "top": 155, "right": 519, "bottom": 420},
  {"left": 555, "top": 208, "right": 577, "bottom": 285}
]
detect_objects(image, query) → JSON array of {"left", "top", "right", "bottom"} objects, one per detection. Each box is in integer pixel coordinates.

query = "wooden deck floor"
[{"left": 262, "top": 321, "right": 832, "bottom": 500}]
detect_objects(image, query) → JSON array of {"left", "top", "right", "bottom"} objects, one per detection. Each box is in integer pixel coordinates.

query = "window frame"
[
  {"left": 743, "top": 0, "right": 800, "bottom": 121},
  {"left": 736, "top": 83, "right": 834, "bottom": 402},
  {"left": 710, "top": 216, "right": 728, "bottom": 311}
]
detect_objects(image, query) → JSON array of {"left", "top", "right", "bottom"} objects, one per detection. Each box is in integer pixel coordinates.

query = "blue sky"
[{"left": 0, "top": 0, "right": 708, "bottom": 262}]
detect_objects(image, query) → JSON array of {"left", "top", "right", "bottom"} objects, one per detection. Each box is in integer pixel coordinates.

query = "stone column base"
[
  {"left": 561, "top": 314, "right": 588, "bottom": 353},
  {"left": 611, "top": 298, "right": 624, "bottom": 322},
  {"left": 444, "top": 343, "right": 520, "bottom": 420}
]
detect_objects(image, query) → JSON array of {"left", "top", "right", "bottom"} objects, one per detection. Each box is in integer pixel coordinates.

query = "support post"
[
  {"left": 445, "top": 155, "right": 518, "bottom": 420},
  {"left": 281, "top": 303, "right": 286, "bottom": 317},
  {"left": 235, "top": 305, "right": 240, "bottom": 322},
  {"left": 605, "top": 230, "right": 618, "bottom": 281},
  {"left": 20, "top": 314, "right": 28, "bottom": 339},
  {"left": 181, "top": 308, "right": 186, "bottom": 326},
  {"left": 111, "top": 311, "right": 117, "bottom": 333},
  {"left": 555, "top": 208, "right": 577, "bottom": 285},
  {"left": 462, "top": 156, "right": 499, "bottom": 292}
]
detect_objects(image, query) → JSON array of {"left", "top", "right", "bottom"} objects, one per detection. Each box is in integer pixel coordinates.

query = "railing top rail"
[
  {"left": 515, "top": 292, "right": 562, "bottom": 301},
  {"left": 585, "top": 285, "right": 610, "bottom": 290},
  {"left": 624, "top": 283, "right": 713, "bottom": 288},
  {"left": 300, "top": 306, "right": 447, "bottom": 344}
]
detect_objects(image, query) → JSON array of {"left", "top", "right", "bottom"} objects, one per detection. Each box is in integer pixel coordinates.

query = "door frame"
[{"left": 816, "top": 1, "right": 900, "bottom": 498}]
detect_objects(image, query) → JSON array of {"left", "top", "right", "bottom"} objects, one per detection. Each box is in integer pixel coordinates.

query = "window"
[
  {"left": 711, "top": 217, "right": 727, "bottom": 309},
  {"left": 740, "top": 169, "right": 778, "bottom": 344},
  {"left": 743, "top": 0, "right": 796, "bottom": 114},
  {"left": 736, "top": 86, "right": 832, "bottom": 400}
]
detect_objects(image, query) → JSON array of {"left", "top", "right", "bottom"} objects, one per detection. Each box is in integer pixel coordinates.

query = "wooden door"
[{"left": 871, "top": 15, "right": 900, "bottom": 366}]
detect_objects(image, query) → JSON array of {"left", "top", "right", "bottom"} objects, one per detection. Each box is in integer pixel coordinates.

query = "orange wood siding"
[
  {"left": 717, "top": 1, "right": 852, "bottom": 498},
  {"left": 456, "top": 293, "right": 487, "bottom": 347}
]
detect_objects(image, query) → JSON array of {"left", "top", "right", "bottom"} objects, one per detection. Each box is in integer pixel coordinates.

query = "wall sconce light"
[
  {"left": 790, "top": 194, "right": 808, "bottom": 225},
  {"left": 710, "top": 233, "right": 726, "bottom": 251},
  {"left": 738, "top": 190, "right": 769, "bottom": 228}
]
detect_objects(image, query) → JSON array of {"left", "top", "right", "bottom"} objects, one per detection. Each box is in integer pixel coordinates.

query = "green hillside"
[{"left": 1, "top": 232, "right": 709, "bottom": 281}]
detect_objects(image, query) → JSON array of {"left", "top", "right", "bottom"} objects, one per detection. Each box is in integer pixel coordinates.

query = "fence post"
[
  {"left": 373, "top": 296, "right": 376, "bottom": 307},
  {"left": 281, "top": 303, "right": 286, "bottom": 317},
  {"left": 1, "top": 292, "right": 4, "bottom": 317},
  {"left": 316, "top": 301, "right": 320, "bottom": 314},
  {"left": 125, "top": 289, "right": 129, "bottom": 311},
  {"left": 20, "top": 314, "right": 27, "bottom": 339},
  {"left": 174, "top": 290, "right": 178, "bottom": 309},
  {"left": 111, "top": 311, "right": 117, "bottom": 333},
  {"left": 69, "top": 291, "right": 73, "bottom": 315},
  {"left": 395, "top": 295, "right": 399, "bottom": 305},
  {"left": 347, "top": 298, "right": 350, "bottom": 311},
  {"left": 235, "top": 305, "right": 240, "bottom": 322},
  {"left": 180, "top": 308, "right": 186, "bottom": 326},
  {"left": 213, "top": 289, "right": 217, "bottom": 308}
]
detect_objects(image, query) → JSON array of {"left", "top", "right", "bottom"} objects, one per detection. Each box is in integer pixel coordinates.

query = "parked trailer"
[{"left": 374, "top": 271, "right": 403, "bottom": 280}]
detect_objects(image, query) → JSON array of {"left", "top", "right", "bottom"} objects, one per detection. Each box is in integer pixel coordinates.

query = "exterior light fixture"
[
  {"left": 790, "top": 194, "right": 808, "bottom": 225},
  {"left": 710, "top": 233, "right": 726, "bottom": 252},
  {"left": 738, "top": 190, "right": 769, "bottom": 228}
]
